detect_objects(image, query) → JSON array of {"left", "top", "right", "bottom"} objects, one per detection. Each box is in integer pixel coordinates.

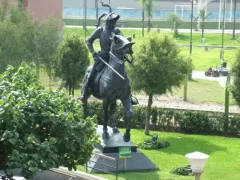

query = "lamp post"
[
  {"left": 185, "top": 151, "right": 209, "bottom": 180},
  {"left": 95, "top": 0, "right": 99, "bottom": 20},
  {"left": 220, "top": 0, "right": 226, "bottom": 63},
  {"left": 83, "top": 0, "right": 87, "bottom": 39},
  {"left": 190, "top": 0, "right": 196, "bottom": 57},
  {"left": 184, "top": 0, "right": 195, "bottom": 101},
  {"left": 232, "top": 0, "right": 237, "bottom": 40}
]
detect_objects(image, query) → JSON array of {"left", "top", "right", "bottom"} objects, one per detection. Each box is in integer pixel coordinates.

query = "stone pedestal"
[
  {"left": 96, "top": 125, "right": 137, "bottom": 153},
  {"left": 87, "top": 125, "right": 159, "bottom": 173}
]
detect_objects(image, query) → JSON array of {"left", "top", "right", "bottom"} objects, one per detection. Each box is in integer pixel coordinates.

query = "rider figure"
[
  {"left": 80, "top": 12, "right": 122, "bottom": 101},
  {"left": 80, "top": 12, "right": 138, "bottom": 105}
]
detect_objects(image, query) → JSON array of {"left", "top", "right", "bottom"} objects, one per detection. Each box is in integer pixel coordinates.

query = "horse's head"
[{"left": 110, "top": 35, "right": 135, "bottom": 64}]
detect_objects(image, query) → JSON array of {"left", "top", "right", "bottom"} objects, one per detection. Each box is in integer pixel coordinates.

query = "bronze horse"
[{"left": 81, "top": 35, "right": 135, "bottom": 142}]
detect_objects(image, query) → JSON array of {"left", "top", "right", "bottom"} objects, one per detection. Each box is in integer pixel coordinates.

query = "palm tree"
[
  {"left": 140, "top": 0, "right": 146, "bottom": 37},
  {"left": 199, "top": 9, "right": 211, "bottom": 39},
  {"left": 139, "top": 0, "right": 155, "bottom": 32}
]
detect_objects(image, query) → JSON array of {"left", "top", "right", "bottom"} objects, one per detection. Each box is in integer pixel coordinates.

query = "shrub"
[
  {"left": 171, "top": 165, "right": 191, "bottom": 176},
  {"left": 138, "top": 139, "right": 170, "bottom": 150},
  {"left": 166, "top": 13, "right": 183, "bottom": 36},
  {"left": 0, "top": 64, "right": 98, "bottom": 178}
]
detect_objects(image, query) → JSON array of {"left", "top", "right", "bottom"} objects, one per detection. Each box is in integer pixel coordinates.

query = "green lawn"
[
  {"left": 77, "top": 129, "right": 240, "bottom": 180},
  {"left": 134, "top": 78, "right": 236, "bottom": 104},
  {"left": 64, "top": 27, "right": 240, "bottom": 71},
  {"left": 64, "top": 27, "right": 240, "bottom": 46},
  {"left": 169, "top": 79, "right": 235, "bottom": 104},
  {"left": 180, "top": 48, "right": 238, "bottom": 71}
]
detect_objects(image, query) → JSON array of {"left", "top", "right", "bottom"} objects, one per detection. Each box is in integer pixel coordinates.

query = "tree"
[
  {"left": 25, "top": 18, "right": 59, "bottom": 78},
  {"left": 55, "top": 35, "right": 90, "bottom": 96},
  {"left": 0, "top": 0, "right": 8, "bottom": 21},
  {"left": 139, "top": 0, "right": 155, "bottom": 32},
  {"left": 0, "top": 63, "right": 98, "bottom": 179},
  {"left": 166, "top": 13, "right": 183, "bottom": 37},
  {"left": 231, "top": 50, "right": 240, "bottom": 106},
  {"left": 128, "top": 32, "right": 191, "bottom": 135},
  {"left": 199, "top": 9, "right": 211, "bottom": 39},
  {"left": 0, "top": 4, "right": 59, "bottom": 77}
]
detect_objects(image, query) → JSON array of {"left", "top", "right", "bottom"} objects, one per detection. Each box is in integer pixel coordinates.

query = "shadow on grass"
[
  {"left": 188, "top": 79, "right": 199, "bottom": 83},
  {"left": 117, "top": 170, "right": 160, "bottom": 180},
  {"left": 160, "top": 136, "right": 227, "bottom": 156}
]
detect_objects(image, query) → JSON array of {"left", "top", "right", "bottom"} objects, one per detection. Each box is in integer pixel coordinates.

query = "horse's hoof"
[
  {"left": 113, "top": 127, "right": 120, "bottom": 133},
  {"left": 123, "top": 133, "right": 130, "bottom": 142},
  {"left": 102, "top": 132, "right": 110, "bottom": 139}
]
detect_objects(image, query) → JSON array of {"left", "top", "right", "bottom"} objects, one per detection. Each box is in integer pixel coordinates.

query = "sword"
[{"left": 96, "top": 55, "right": 125, "bottom": 80}]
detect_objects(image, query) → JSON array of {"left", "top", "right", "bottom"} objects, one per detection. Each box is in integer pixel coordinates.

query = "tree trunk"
[
  {"left": 142, "top": 7, "right": 144, "bottom": 37},
  {"left": 224, "top": 73, "right": 231, "bottom": 135},
  {"left": 145, "top": 93, "right": 153, "bottom": 135},
  {"left": 201, "top": 22, "right": 205, "bottom": 39},
  {"left": 147, "top": 18, "right": 151, "bottom": 32},
  {"left": 68, "top": 85, "right": 71, "bottom": 96},
  {"left": 72, "top": 84, "right": 75, "bottom": 96}
]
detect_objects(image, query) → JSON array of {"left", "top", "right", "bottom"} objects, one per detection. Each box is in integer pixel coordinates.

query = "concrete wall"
[
  {"left": 63, "top": 0, "right": 240, "bottom": 21},
  {"left": 24, "top": 0, "right": 62, "bottom": 21},
  {"left": 0, "top": 0, "right": 18, "bottom": 8},
  {"left": 23, "top": 0, "right": 63, "bottom": 30}
]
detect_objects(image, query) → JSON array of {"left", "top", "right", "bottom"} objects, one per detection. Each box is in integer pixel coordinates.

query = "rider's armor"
[{"left": 80, "top": 13, "right": 122, "bottom": 101}]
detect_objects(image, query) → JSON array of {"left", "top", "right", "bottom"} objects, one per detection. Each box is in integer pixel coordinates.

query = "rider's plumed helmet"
[{"left": 105, "top": 13, "right": 120, "bottom": 29}]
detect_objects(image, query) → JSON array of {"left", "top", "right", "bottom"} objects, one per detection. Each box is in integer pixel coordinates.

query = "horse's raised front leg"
[
  {"left": 109, "top": 101, "right": 119, "bottom": 133},
  {"left": 121, "top": 96, "right": 133, "bottom": 142},
  {"left": 102, "top": 99, "right": 110, "bottom": 139}
]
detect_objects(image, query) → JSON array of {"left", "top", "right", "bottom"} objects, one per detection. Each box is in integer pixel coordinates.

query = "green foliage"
[
  {"left": 129, "top": 31, "right": 190, "bottom": 95},
  {"left": 171, "top": 165, "right": 191, "bottom": 176},
  {"left": 166, "top": 13, "right": 183, "bottom": 36},
  {"left": 55, "top": 34, "right": 90, "bottom": 96},
  {"left": 179, "top": 112, "right": 214, "bottom": 134},
  {"left": 138, "top": 139, "right": 170, "bottom": 149},
  {"left": 199, "top": 9, "right": 211, "bottom": 23},
  {"left": 0, "top": 63, "right": 98, "bottom": 179},
  {"left": 231, "top": 50, "right": 240, "bottom": 107},
  {"left": 0, "top": 5, "right": 59, "bottom": 76}
]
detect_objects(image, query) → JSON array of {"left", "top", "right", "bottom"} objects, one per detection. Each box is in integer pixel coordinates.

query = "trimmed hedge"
[{"left": 86, "top": 101, "right": 240, "bottom": 137}]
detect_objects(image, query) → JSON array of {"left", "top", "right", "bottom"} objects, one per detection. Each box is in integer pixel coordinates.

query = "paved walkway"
[{"left": 192, "top": 71, "right": 228, "bottom": 87}]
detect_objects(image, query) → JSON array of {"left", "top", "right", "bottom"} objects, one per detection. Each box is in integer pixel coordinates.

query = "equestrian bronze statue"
[
  {"left": 80, "top": 33, "right": 135, "bottom": 142},
  {"left": 79, "top": 2, "right": 138, "bottom": 142}
]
